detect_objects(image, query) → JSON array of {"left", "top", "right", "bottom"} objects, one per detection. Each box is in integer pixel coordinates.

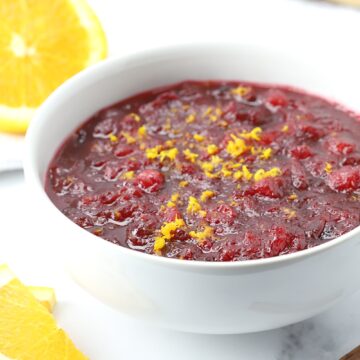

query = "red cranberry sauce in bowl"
[{"left": 45, "top": 81, "right": 360, "bottom": 262}]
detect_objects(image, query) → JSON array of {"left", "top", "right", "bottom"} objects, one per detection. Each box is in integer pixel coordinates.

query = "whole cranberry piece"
[
  {"left": 243, "top": 231, "right": 262, "bottom": 256},
  {"left": 246, "top": 178, "right": 284, "bottom": 199},
  {"left": 131, "top": 214, "right": 157, "bottom": 237},
  {"left": 327, "top": 137, "right": 356, "bottom": 156},
  {"left": 290, "top": 145, "right": 313, "bottom": 160},
  {"left": 99, "top": 190, "right": 121, "bottom": 205},
  {"left": 181, "top": 248, "right": 194, "bottom": 260},
  {"left": 342, "top": 155, "right": 360, "bottom": 166},
  {"left": 174, "top": 229, "right": 191, "bottom": 241},
  {"left": 125, "top": 159, "right": 141, "bottom": 171},
  {"left": 260, "top": 130, "right": 279, "bottom": 145},
  {"left": 268, "top": 226, "right": 294, "bottom": 256},
  {"left": 327, "top": 166, "right": 360, "bottom": 193},
  {"left": 180, "top": 163, "right": 197, "bottom": 175},
  {"left": 219, "top": 248, "right": 235, "bottom": 262},
  {"left": 206, "top": 204, "right": 237, "bottom": 226},
  {"left": 136, "top": 169, "right": 164, "bottom": 193},
  {"left": 297, "top": 124, "right": 324, "bottom": 141},
  {"left": 114, "top": 145, "right": 133, "bottom": 157},
  {"left": 113, "top": 204, "right": 137, "bottom": 222},
  {"left": 119, "top": 185, "right": 143, "bottom": 200},
  {"left": 265, "top": 90, "right": 289, "bottom": 108}
]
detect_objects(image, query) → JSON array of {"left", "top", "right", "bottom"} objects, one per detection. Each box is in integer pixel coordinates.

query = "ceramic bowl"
[{"left": 24, "top": 44, "right": 360, "bottom": 334}]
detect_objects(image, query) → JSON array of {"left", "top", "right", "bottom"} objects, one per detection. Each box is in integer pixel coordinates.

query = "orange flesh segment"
[
  {"left": 0, "top": 264, "right": 87, "bottom": 359},
  {"left": 0, "top": 0, "right": 107, "bottom": 133}
]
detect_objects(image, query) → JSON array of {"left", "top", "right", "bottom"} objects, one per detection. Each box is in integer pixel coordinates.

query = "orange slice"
[
  {"left": 0, "top": 0, "right": 107, "bottom": 134},
  {"left": 327, "top": 0, "right": 360, "bottom": 6},
  {"left": 28, "top": 286, "right": 57, "bottom": 312},
  {"left": 0, "top": 264, "right": 87, "bottom": 359}
]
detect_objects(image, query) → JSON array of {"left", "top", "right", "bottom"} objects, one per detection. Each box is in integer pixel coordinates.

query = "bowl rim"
[{"left": 24, "top": 42, "right": 360, "bottom": 270}]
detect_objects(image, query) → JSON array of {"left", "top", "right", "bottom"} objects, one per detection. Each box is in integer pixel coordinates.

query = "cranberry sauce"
[{"left": 45, "top": 81, "right": 360, "bottom": 261}]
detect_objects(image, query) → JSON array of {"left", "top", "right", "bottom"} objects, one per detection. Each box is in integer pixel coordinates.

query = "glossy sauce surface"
[{"left": 46, "top": 81, "right": 360, "bottom": 261}]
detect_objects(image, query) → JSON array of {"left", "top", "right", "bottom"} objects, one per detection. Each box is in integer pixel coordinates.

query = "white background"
[{"left": 1, "top": 0, "right": 360, "bottom": 358}]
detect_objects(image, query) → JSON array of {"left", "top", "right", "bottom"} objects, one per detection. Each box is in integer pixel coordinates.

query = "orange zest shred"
[
  {"left": 183, "top": 149, "right": 198, "bottom": 163},
  {"left": 193, "top": 134, "right": 205, "bottom": 142},
  {"left": 164, "top": 118, "right": 172, "bottom": 130},
  {"left": 242, "top": 165, "right": 253, "bottom": 180},
  {"left": 281, "top": 124, "right": 289, "bottom": 132},
  {"left": 146, "top": 145, "right": 162, "bottom": 159},
  {"left": 221, "top": 166, "right": 232, "bottom": 177},
  {"left": 171, "top": 193, "right": 180, "bottom": 202},
  {"left": 210, "top": 155, "right": 222, "bottom": 166},
  {"left": 215, "top": 107, "right": 223, "bottom": 116},
  {"left": 259, "top": 148, "right": 272, "bottom": 160},
  {"left": 201, "top": 162, "right": 214, "bottom": 173},
  {"left": 153, "top": 237, "right": 166, "bottom": 252},
  {"left": 121, "top": 131, "right": 136, "bottom": 144},
  {"left": 185, "top": 114, "right": 196, "bottom": 123},
  {"left": 187, "top": 196, "right": 206, "bottom": 217},
  {"left": 128, "top": 113, "right": 140, "bottom": 122},
  {"left": 108, "top": 133, "right": 118, "bottom": 143},
  {"left": 231, "top": 86, "right": 251, "bottom": 96},
  {"left": 233, "top": 165, "right": 281, "bottom": 182},
  {"left": 146, "top": 145, "right": 178, "bottom": 162},
  {"left": 226, "top": 134, "right": 248, "bottom": 158},
  {"left": 204, "top": 171, "right": 220, "bottom": 179},
  {"left": 253, "top": 167, "right": 281, "bottom": 182},
  {"left": 154, "top": 218, "right": 185, "bottom": 251},
  {"left": 251, "top": 146, "right": 262, "bottom": 155},
  {"left": 203, "top": 107, "right": 213, "bottom": 117},
  {"left": 207, "top": 144, "right": 219, "bottom": 155},
  {"left": 324, "top": 162, "right": 332, "bottom": 173},
  {"left": 201, "top": 156, "right": 225, "bottom": 179},
  {"left": 200, "top": 190, "right": 215, "bottom": 202},
  {"left": 179, "top": 180, "right": 189, "bottom": 187},
  {"left": 167, "top": 193, "right": 180, "bottom": 207},
  {"left": 122, "top": 171, "right": 134, "bottom": 180},
  {"left": 233, "top": 170, "right": 243, "bottom": 180},
  {"left": 159, "top": 148, "right": 178, "bottom": 162},
  {"left": 138, "top": 125, "right": 147, "bottom": 137},
  {"left": 240, "top": 127, "right": 262, "bottom": 141},
  {"left": 189, "top": 226, "right": 214, "bottom": 242},
  {"left": 283, "top": 207, "right": 296, "bottom": 219}
]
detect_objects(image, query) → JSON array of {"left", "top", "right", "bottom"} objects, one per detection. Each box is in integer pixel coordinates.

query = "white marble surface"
[{"left": 1, "top": 0, "right": 360, "bottom": 358}]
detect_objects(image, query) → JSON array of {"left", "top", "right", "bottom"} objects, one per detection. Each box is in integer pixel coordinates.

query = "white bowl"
[{"left": 24, "top": 44, "right": 360, "bottom": 334}]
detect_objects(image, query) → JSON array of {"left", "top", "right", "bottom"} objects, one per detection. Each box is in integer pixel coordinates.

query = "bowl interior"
[{"left": 27, "top": 44, "right": 360, "bottom": 184}]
